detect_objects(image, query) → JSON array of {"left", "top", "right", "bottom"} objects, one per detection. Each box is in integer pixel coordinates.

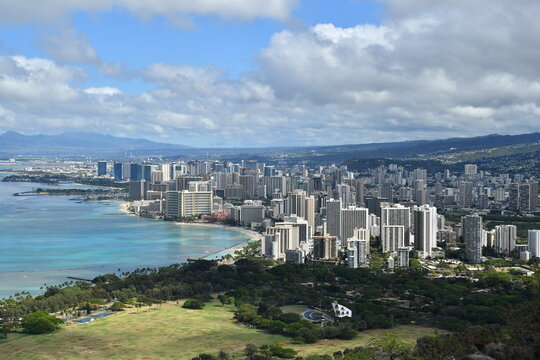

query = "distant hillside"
[
  {"left": 1, "top": 130, "right": 539, "bottom": 161},
  {"left": 299, "top": 133, "right": 540, "bottom": 162},
  {"left": 215, "top": 133, "right": 540, "bottom": 166},
  {"left": 0, "top": 131, "right": 191, "bottom": 156}
]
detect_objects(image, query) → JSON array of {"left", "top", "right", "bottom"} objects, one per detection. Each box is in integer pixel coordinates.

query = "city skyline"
[{"left": 1, "top": 1, "right": 540, "bottom": 147}]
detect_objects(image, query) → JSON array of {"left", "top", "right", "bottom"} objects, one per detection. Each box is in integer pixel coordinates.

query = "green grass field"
[{"left": 0, "top": 300, "right": 444, "bottom": 359}]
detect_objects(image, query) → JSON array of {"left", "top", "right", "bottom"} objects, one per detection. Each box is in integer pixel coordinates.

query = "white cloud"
[
  {"left": 0, "top": 56, "right": 81, "bottom": 102},
  {"left": 34, "top": 31, "right": 99, "bottom": 65},
  {"left": 84, "top": 87, "right": 122, "bottom": 96},
  {"left": 0, "top": 0, "right": 298, "bottom": 26},
  {"left": 2, "top": 0, "right": 540, "bottom": 146},
  {"left": 451, "top": 106, "right": 495, "bottom": 119}
]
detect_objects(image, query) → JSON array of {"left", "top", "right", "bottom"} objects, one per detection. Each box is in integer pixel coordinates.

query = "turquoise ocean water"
[{"left": 0, "top": 173, "right": 248, "bottom": 298}]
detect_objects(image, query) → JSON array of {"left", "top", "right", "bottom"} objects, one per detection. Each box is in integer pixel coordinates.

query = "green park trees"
[{"left": 22, "top": 311, "right": 63, "bottom": 334}]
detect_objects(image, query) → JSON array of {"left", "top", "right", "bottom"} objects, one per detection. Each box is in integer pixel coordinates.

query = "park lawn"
[{"left": 0, "top": 300, "right": 444, "bottom": 359}]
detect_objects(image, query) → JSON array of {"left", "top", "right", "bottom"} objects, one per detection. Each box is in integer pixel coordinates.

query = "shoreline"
[
  {"left": 70, "top": 182, "right": 124, "bottom": 190},
  {"left": 172, "top": 222, "right": 261, "bottom": 261},
  {"left": 116, "top": 201, "right": 260, "bottom": 260},
  {"left": 117, "top": 201, "right": 133, "bottom": 215},
  {"left": 173, "top": 221, "right": 262, "bottom": 241}
]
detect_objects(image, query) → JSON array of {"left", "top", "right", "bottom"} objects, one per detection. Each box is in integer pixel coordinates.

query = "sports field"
[{"left": 0, "top": 300, "right": 444, "bottom": 359}]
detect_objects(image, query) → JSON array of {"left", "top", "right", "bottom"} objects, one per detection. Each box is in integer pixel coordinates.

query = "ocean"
[{"left": 0, "top": 173, "right": 248, "bottom": 298}]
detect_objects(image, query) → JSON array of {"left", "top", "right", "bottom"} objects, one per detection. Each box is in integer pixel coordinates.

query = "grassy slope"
[{"left": 0, "top": 300, "right": 444, "bottom": 359}]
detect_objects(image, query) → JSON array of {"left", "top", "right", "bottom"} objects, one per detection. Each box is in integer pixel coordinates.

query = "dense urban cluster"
[{"left": 94, "top": 159, "right": 540, "bottom": 270}]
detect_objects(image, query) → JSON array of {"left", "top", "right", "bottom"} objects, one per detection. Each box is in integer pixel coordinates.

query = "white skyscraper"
[
  {"left": 397, "top": 247, "right": 410, "bottom": 267},
  {"left": 528, "top": 230, "right": 540, "bottom": 258},
  {"left": 264, "top": 225, "right": 300, "bottom": 259},
  {"left": 347, "top": 236, "right": 369, "bottom": 268},
  {"left": 165, "top": 190, "right": 213, "bottom": 219},
  {"left": 495, "top": 225, "right": 517, "bottom": 254},
  {"left": 382, "top": 225, "right": 405, "bottom": 253},
  {"left": 413, "top": 205, "right": 438, "bottom": 258},
  {"left": 381, "top": 205, "right": 411, "bottom": 252},
  {"left": 160, "top": 163, "right": 171, "bottom": 181}
]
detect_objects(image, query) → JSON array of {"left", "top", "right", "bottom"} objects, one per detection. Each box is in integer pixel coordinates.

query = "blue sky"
[
  {"left": 0, "top": 0, "right": 538, "bottom": 147},
  {"left": 0, "top": 0, "right": 381, "bottom": 93}
]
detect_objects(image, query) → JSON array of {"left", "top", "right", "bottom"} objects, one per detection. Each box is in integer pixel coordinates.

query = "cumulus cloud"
[
  {"left": 0, "top": 0, "right": 298, "bottom": 26},
  {"left": 0, "top": 56, "right": 82, "bottom": 102},
  {"left": 254, "top": 0, "right": 540, "bottom": 141},
  {"left": 1, "top": 0, "right": 540, "bottom": 146},
  {"left": 34, "top": 31, "right": 100, "bottom": 65}
]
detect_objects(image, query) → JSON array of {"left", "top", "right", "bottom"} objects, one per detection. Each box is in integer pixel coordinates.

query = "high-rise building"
[
  {"left": 344, "top": 179, "right": 365, "bottom": 207},
  {"left": 311, "top": 175, "right": 324, "bottom": 193},
  {"left": 412, "top": 168, "right": 428, "bottom": 183},
  {"left": 508, "top": 182, "right": 520, "bottom": 211},
  {"left": 160, "top": 164, "right": 171, "bottom": 181},
  {"left": 381, "top": 183, "right": 394, "bottom": 203},
  {"left": 495, "top": 225, "right": 517, "bottom": 254},
  {"left": 464, "top": 164, "right": 478, "bottom": 176},
  {"left": 463, "top": 214, "right": 483, "bottom": 264},
  {"left": 240, "top": 201, "right": 265, "bottom": 227},
  {"left": 313, "top": 235, "right": 339, "bottom": 260},
  {"left": 143, "top": 165, "right": 153, "bottom": 181},
  {"left": 276, "top": 216, "right": 310, "bottom": 244},
  {"left": 477, "top": 194, "right": 489, "bottom": 209},
  {"left": 176, "top": 176, "right": 203, "bottom": 191},
  {"left": 151, "top": 171, "right": 164, "bottom": 183},
  {"left": 366, "top": 197, "right": 390, "bottom": 218},
  {"left": 459, "top": 181, "right": 473, "bottom": 208},
  {"left": 397, "top": 247, "right": 410, "bottom": 267},
  {"left": 528, "top": 230, "right": 540, "bottom": 258},
  {"left": 520, "top": 181, "right": 538, "bottom": 212},
  {"left": 239, "top": 174, "right": 257, "bottom": 198},
  {"left": 347, "top": 238, "right": 369, "bottom": 268},
  {"left": 288, "top": 190, "right": 307, "bottom": 218},
  {"left": 495, "top": 187, "right": 506, "bottom": 202},
  {"left": 224, "top": 184, "right": 245, "bottom": 199},
  {"left": 341, "top": 206, "right": 368, "bottom": 242},
  {"left": 285, "top": 249, "right": 305, "bottom": 263},
  {"left": 414, "top": 179, "right": 427, "bottom": 205},
  {"left": 122, "top": 163, "right": 131, "bottom": 180},
  {"left": 382, "top": 225, "right": 405, "bottom": 253},
  {"left": 165, "top": 190, "right": 213, "bottom": 219},
  {"left": 381, "top": 205, "right": 411, "bottom": 251},
  {"left": 129, "top": 180, "right": 149, "bottom": 201},
  {"left": 264, "top": 225, "right": 300, "bottom": 259},
  {"left": 413, "top": 205, "right": 438, "bottom": 258},
  {"left": 509, "top": 181, "right": 538, "bottom": 212},
  {"left": 97, "top": 161, "right": 107, "bottom": 176},
  {"left": 398, "top": 187, "right": 412, "bottom": 202},
  {"left": 188, "top": 181, "right": 212, "bottom": 192},
  {"left": 113, "top": 162, "right": 123, "bottom": 181},
  {"left": 264, "top": 166, "right": 276, "bottom": 177},
  {"left": 263, "top": 176, "right": 287, "bottom": 198},
  {"left": 130, "top": 164, "right": 143, "bottom": 181},
  {"left": 326, "top": 199, "right": 342, "bottom": 237},
  {"left": 336, "top": 183, "right": 354, "bottom": 205},
  {"left": 305, "top": 195, "right": 316, "bottom": 230}
]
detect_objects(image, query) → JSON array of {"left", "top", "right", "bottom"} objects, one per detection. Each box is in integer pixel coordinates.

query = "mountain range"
[
  {"left": 1, "top": 131, "right": 540, "bottom": 161},
  {"left": 0, "top": 131, "right": 191, "bottom": 156}
]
